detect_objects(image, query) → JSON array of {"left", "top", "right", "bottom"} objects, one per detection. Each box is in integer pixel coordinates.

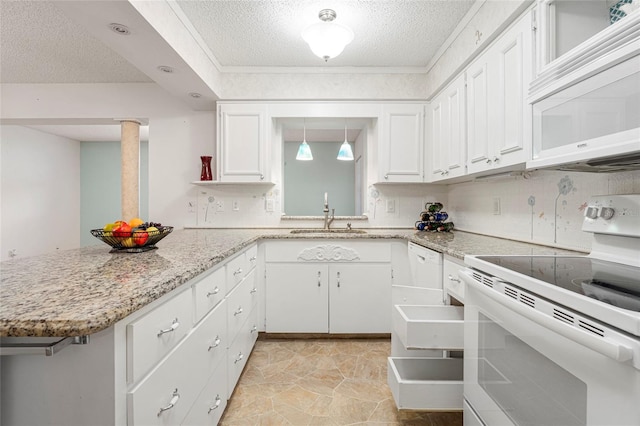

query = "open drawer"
[
  {"left": 393, "top": 305, "right": 464, "bottom": 350},
  {"left": 387, "top": 357, "right": 463, "bottom": 410}
]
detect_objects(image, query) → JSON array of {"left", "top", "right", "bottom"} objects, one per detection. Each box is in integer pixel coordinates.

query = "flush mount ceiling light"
[
  {"left": 296, "top": 120, "right": 313, "bottom": 161},
  {"left": 108, "top": 23, "right": 130, "bottom": 35},
  {"left": 302, "top": 9, "right": 354, "bottom": 62},
  {"left": 337, "top": 120, "right": 354, "bottom": 161}
]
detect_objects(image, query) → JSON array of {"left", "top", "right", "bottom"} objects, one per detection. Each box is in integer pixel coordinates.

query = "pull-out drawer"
[
  {"left": 392, "top": 305, "right": 463, "bottom": 350},
  {"left": 181, "top": 360, "right": 228, "bottom": 426},
  {"left": 227, "top": 271, "right": 258, "bottom": 340},
  {"left": 227, "top": 306, "right": 259, "bottom": 395},
  {"left": 193, "top": 266, "right": 226, "bottom": 323},
  {"left": 387, "top": 357, "right": 463, "bottom": 410},
  {"left": 443, "top": 257, "right": 465, "bottom": 303},
  {"left": 245, "top": 244, "right": 258, "bottom": 272},
  {"left": 226, "top": 252, "right": 247, "bottom": 291},
  {"left": 190, "top": 300, "right": 227, "bottom": 376},
  {"left": 127, "top": 289, "right": 193, "bottom": 383},
  {"left": 392, "top": 285, "right": 444, "bottom": 306}
]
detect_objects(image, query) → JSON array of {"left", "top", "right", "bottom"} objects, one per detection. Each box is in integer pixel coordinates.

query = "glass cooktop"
[{"left": 475, "top": 256, "right": 640, "bottom": 312}]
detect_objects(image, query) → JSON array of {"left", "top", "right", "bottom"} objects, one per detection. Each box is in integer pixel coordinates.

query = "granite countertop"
[{"left": 0, "top": 228, "right": 584, "bottom": 338}]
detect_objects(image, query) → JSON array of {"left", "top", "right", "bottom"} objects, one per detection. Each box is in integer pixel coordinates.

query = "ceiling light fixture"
[
  {"left": 302, "top": 9, "right": 354, "bottom": 62},
  {"left": 337, "top": 120, "right": 354, "bottom": 161},
  {"left": 108, "top": 23, "right": 130, "bottom": 35},
  {"left": 296, "top": 119, "right": 313, "bottom": 161}
]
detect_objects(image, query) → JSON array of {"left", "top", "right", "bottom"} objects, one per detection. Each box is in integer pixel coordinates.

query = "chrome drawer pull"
[
  {"left": 208, "top": 395, "right": 221, "bottom": 414},
  {"left": 206, "top": 287, "right": 220, "bottom": 297},
  {"left": 317, "top": 271, "right": 321, "bottom": 287},
  {"left": 448, "top": 274, "right": 461, "bottom": 283},
  {"left": 251, "top": 325, "right": 258, "bottom": 333},
  {"left": 157, "top": 389, "right": 180, "bottom": 417},
  {"left": 234, "top": 306, "right": 243, "bottom": 316},
  {"left": 157, "top": 318, "right": 179, "bottom": 337},
  {"left": 208, "top": 336, "right": 221, "bottom": 351},
  {"left": 337, "top": 271, "right": 341, "bottom": 288},
  {"left": 250, "top": 288, "right": 257, "bottom": 294},
  {"left": 233, "top": 268, "right": 243, "bottom": 276},
  {"left": 234, "top": 352, "right": 244, "bottom": 363},
  {"left": 249, "top": 256, "right": 257, "bottom": 262}
]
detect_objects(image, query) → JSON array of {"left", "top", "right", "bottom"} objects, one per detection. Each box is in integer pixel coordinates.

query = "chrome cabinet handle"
[
  {"left": 157, "top": 389, "right": 180, "bottom": 417},
  {"left": 448, "top": 274, "right": 461, "bottom": 283},
  {"left": 234, "top": 306, "right": 243, "bottom": 316},
  {"left": 206, "top": 286, "right": 220, "bottom": 297},
  {"left": 233, "top": 268, "right": 243, "bottom": 276},
  {"left": 250, "top": 288, "right": 257, "bottom": 294},
  {"left": 317, "top": 271, "right": 321, "bottom": 287},
  {"left": 493, "top": 156, "right": 500, "bottom": 163},
  {"left": 337, "top": 271, "right": 341, "bottom": 288},
  {"left": 249, "top": 256, "right": 257, "bottom": 262},
  {"left": 157, "top": 318, "right": 179, "bottom": 337},
  {"left": 208, "top": 395, "right": 221, "bottom": 414},
  {"left": 208, "top": 335, "right": 221, "bottom": 351},
  {"left": 251, "top": 325, "right": 258, "bottom": 333},
  {"left": 384, "top": 174, "right": 389, "bottom": 180},
  {"left": 234, "top": 352, "right": 244, "bottom": 364},
  {"left": 486, "top": 158, "right": 492, "bottom": 164},
  {"left": 260, "top": 174, "right": 264, "bottom": 180}
]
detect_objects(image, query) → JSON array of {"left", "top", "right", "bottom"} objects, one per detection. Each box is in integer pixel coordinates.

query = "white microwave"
[{"left": 528, "top": 54, "right": 640, "bottom": 172}]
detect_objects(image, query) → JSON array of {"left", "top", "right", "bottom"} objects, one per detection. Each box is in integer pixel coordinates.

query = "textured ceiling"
[
  {"left": 0, "top": 1, "right": 152, "bottom": 84},
  {"left": 176, "top": 0, "right": 476, "bottom": 68}
]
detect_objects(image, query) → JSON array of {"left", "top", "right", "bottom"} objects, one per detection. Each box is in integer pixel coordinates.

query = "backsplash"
[{"left": 447, "top": 169, "right": 640, "bottom": 252}]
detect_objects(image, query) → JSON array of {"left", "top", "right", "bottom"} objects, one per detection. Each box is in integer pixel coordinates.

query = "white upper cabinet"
[
  {"left": 217, "top": 103, "right": 269, "bottom": 183},
  {"left": 426, "top": 73, "right": 467, "bottom": 182},
  {"left": 379, "top": 104, "right": 425, "bottom": 183},
  {"left": 467, "top": 10, "right": 533, "bottom": 175}
]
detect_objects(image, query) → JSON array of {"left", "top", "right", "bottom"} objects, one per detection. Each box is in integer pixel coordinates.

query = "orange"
[{"left": 129, "top": 217, "right": 144, "bottom": 228}]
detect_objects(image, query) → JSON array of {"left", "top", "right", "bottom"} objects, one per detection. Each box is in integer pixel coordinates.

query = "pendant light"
[
  {"left": 337, "top": 120, "right": 354, "bottom": 161},
  {"left": 296, "top": 119, "right": 313, "bottom": 161}
]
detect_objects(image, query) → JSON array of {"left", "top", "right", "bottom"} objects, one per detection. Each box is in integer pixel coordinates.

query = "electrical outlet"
[
  {"left": 493, "top": 197, "right": 501, "bottom": 215},
  {"left": 216, "top": 200, "right": 225, "bottom": 212},
  {"left": 386, "top": 199, "right": 395, "bottom": 213},
  {"left": 232, "top": 200, "right": 240, "bottom": 211}
]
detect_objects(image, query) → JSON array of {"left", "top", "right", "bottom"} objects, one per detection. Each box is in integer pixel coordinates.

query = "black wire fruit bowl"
[{"left": 91, "top": 226, "right": 173, "bottom": 253}]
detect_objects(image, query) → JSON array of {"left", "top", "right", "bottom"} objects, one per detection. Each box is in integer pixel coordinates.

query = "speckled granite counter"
[{"left": 0, "top": 228, "right": 583, "bottom": 337}]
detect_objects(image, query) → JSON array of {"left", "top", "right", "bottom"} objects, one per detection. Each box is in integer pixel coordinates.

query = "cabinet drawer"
[
  {"left": 227, "top": 306, "right": 259, "bottom": 394},
  {"left": 190, "top": 300, "right": 228, "bottom": 376},
  {"left": 226, "top": 273, "right": 256, "bottom": 340},
  {"left": 392, "top": 305, "right": 464, "bottom": 350},
  {"left": 226, "top": 253, "right": 246, "bottom": 290},
  {"left": 193, "top": 267, "right": 226, "bottom": 323},
  {"left": 387, "top": 357, "right": 463, "bottom": 410},
  {"left": 443, "top": 258, "right": 466, "bottom": 303},
  {"left": 127, "top": 289, "right": 193, "bottom": 383},
  {"left": 245, "top": 244, "right": 258, "bottom": 272},
  {"left": 265, "top": 240, "right": 391, "bottom": 263},
  {"left": 128, "top": 325, "right": 204, "bottom": 425},
  {"left": 181, "top": 360, "right": 228, "bottom": 426}
]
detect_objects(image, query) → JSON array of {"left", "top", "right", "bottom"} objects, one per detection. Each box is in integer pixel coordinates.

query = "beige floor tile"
[{"left": 220, "top": 338, "right": 462, "bottom": 426}]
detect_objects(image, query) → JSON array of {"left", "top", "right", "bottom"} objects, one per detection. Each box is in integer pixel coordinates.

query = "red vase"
[{"left": 200, "top": 156, "right": 213, "bottom": 181}]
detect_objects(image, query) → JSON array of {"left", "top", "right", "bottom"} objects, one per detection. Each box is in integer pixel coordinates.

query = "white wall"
[
  {"left": 0, "top": 126, "right": 80, "bottom": 260},
  {"left": 447, "top": 169, "right": 640, "bottom": 252}
]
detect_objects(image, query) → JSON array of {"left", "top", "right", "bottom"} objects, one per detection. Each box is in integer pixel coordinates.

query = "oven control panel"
[{"left": 582, "top": 194, "right": 640, "bottom": 237}]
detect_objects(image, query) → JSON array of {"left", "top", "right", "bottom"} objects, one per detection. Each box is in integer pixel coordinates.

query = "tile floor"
[{"left": 220, "top": 338, "right": 463, "bottom": 425}]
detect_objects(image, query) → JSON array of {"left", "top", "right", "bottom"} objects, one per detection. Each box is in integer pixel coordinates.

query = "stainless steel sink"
[{"left": 290, "top": 229, "right": 367, "bottom": 234}]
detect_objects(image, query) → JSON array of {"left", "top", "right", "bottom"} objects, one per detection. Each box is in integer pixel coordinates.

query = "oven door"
[{"left": 461, "top": 270, "right": 640, "bottom": 426}]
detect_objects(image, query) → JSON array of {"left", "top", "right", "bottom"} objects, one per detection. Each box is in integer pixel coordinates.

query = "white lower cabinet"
[
  {"left": 182, "top": 360, "right": 228, "bottom": 426},
  {"left": 444, "top": 256, "right": 466, "bottom": 303}
]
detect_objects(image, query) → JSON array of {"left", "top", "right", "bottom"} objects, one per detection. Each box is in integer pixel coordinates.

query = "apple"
[
  {"left": 113, "top": 223, "right": 132, "bottom": 238},
  {"left": 133, "top": 230, "right": 149, "bottom": 246}
]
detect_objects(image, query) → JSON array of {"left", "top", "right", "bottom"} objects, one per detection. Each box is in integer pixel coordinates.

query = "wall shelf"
[{"left": 191, "top": 181, "right": 275, "bottom": 186}]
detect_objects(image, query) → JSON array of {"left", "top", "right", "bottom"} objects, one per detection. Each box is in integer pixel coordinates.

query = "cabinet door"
[
  {"left": 218, "top": 103, "right": 268, "bottom": 182},
  {"left": 379, "top": 104, "right": 425, "bottom": 182},
  {"left": 265, "top": 264, "right": 329, "bottom": 332},
  {"left": 466, "top": 58, "right": 491, "bottom": 174},
  {"left": 329, "top": 264, "right": 391, "bottom": 333}
]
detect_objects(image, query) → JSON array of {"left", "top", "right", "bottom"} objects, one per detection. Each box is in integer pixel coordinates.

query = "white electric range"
[{"left": 460, "top": 194, "right": 640, "bottom": 426}]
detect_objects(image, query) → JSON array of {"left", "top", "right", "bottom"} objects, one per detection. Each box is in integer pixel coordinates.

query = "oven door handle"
[{"left": 462, "top": 272, "right": 634, "bottom": 364}]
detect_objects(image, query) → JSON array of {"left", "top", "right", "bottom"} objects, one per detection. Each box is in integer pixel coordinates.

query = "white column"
[{"left": 120, "top": 119, "right": 140, "bottom": 221}]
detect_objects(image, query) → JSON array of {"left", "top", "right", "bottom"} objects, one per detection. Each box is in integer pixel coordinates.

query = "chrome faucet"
[{"left": 323, "top": 192, "right": 335, "bottom": 230}]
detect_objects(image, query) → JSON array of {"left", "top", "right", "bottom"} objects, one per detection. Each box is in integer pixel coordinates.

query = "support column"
[{"left": 120, "top": 119, "right": 140, "bottom": 221}]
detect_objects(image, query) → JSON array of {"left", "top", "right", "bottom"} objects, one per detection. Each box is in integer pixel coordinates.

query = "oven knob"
[
  {"left": 585, "top": 206, "right": 599, "bottom": 219},
  {"left": 600, "top": 207, "right": 615, "bottom": 220}
]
